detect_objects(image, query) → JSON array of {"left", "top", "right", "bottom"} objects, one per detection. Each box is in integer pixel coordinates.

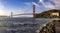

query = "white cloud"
[
  {"left": 0, "top": 0, "right": 33, "bottom": 17},
  {"left": 39, "top": 0, "right": 60, "bottom": 9},
  {"left": 0, "top": 1, "right": 24, "bottom": 16},
  {"left": 0, "top": 3, "right": 11, "bottom": 16},
  {"left": 39, "top": 0, "right": 44, "bottom": 3},
  {"left": 50, "top": 0, "right": 60, "bottom": 7},
  {"left": 0, "top": 0, "right": 11, "bottom": 16},
  {"left": 32, "top": 2, "right": 40, "bottom": 7},
  {"left": 0, "top": 1, "right": 33, "bottom": 17},
  {"left": 0, "top": 1, "right": 30, "bottom": 16},
  {"left": 43, "top": 2, "right": 56, "bottom": 9},
  {"left": 13, "top": 9, "right": 25, "bottom": 14},
  {"left": 0, "top": 1, "right": 7, "bottom": 15}
]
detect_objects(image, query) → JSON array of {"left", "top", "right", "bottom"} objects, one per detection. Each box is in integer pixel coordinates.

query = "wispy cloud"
[
  {"left": 11, "top": 3, "right": 33, "bottom": 17},
  {"left": 0, "top": 1, "right": 31, "bottom": 16},
  {"left": 43, "top": 2, "right": 56, "bottom": 9},
  {"left": 39, "top": 0, "right": 60, "bottom": 9},
  {"left": 0, "top": 2, "right": 11, "bottom": 16},
  {"left": 12, "top": 9, "right": 33, "bottom": 17},
  {"left": 50, "top": 0, "right": 60, "bottom": 8},
  {"left": 0, "top": 0, "right": 7, "bottom": 15},
  {"left": 39, "top": 0, "right": 44, "bottom": 3},
  {"left": 32, "top": 2, "right": 40, "bottom": 7}
]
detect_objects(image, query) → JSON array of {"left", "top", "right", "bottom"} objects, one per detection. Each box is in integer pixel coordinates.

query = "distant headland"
[{"left": 35, "top": 9, "right": 60, "bottom": 18}]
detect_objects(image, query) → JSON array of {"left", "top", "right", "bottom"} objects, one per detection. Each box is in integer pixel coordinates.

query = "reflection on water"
[{"left": 0, "top": 17, "right": 54, "bottom": 33}]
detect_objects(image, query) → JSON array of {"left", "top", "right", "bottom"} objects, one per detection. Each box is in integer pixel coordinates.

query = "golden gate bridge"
[{"left": 10, "top": 5, "right": 36, "bottom": 18}]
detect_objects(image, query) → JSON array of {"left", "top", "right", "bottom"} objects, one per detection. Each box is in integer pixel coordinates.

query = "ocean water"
[{"left": 0, "top": 17, "right": 54, "bottom": 33}]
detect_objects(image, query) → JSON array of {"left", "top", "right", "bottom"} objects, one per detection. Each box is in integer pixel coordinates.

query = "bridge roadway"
[{"left": 13, "top": 13, "right": 33, "bottom": 16}]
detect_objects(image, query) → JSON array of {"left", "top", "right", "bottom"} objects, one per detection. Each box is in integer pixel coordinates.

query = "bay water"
[{"left": 0, "top": 17, "right": 56, "bottom": 33}]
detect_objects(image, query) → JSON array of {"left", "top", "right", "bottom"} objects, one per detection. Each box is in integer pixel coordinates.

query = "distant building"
[
  {"left": 50, "top": 12, "right": 59, "bottom": 17},
  {"left": 35, "top": 9, "right": 60, "bottom": 18}
]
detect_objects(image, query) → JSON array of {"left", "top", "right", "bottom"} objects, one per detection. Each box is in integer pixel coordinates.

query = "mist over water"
[{"left": 0, "top": 17, "right": 58, "bottom": 33}]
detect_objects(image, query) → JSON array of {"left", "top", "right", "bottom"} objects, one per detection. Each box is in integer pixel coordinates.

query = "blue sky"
[{"left": 0, "top": 0, "right": 60, "bottom": 16}]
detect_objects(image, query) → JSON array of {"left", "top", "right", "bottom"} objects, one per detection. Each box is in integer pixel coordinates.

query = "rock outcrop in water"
[{"left": 39, "top": 20, "right": 56, "bottom": 33}]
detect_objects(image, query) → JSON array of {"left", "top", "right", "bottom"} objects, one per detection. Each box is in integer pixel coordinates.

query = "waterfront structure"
[{"left": 35, "top": 9, "right": 60, "bottom": 18}]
